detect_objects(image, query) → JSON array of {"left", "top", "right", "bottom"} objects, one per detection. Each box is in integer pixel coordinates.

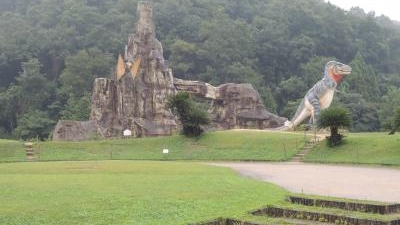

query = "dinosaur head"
[{"left": 325, "top": 61, "right": 352, "bottom": 84}]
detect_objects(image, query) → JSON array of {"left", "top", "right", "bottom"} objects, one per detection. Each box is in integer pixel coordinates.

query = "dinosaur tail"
[
  {"left": 265, "top": 99, "right": 304, "bottom": 131},
  {"left": 268, "top": 101, "right": 305, "bottom": 131},
  {"left": 291, "top": 98, "right": 306, "bottom": 125},
  {"left": 268, "top": 120, "right": 293, "bottom": 131}
]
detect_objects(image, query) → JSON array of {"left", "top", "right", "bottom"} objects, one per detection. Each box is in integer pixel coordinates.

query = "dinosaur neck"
[
  {"left": 332, "top": 74, "right": 344, "bottom": 84},
  {"left": 326, "top": 68, "right": 343, "bottom": 85}
]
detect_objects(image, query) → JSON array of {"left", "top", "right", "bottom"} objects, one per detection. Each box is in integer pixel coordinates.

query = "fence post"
[{"left": 283, "top": 143, "right": 287, "bottom": 158}]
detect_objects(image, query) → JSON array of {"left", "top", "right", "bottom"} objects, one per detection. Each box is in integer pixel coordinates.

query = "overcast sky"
[{"left": 324, "top": 0, "right": 400, "bottom": 21}]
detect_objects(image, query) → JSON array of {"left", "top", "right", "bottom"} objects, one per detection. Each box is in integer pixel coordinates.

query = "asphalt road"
[{"left": 207, "top": 162, "right": 400, "bottom": 203}]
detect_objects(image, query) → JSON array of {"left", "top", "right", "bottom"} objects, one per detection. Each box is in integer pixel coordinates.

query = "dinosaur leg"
[
  {"left": 307, "top": 94, "right": 321, "bottom": 128},
  {"left": 308, "top": 115, "right": 314, "bottom": 130}
]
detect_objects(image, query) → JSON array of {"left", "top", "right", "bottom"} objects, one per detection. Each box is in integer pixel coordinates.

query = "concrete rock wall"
[{"left": 53, "top": 2, "right": 285, "bottom": 141}]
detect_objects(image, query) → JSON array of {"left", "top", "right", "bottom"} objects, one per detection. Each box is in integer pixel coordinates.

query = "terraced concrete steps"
[
  {"left": 288, "top": 196, "right": 400, "bottom": 215},
  {"left": 253, "top": 207, "right": 400, "bottom": 225},
  {"left": 291, "top": 141, "right": 314, "bottom": 162},
  {"left": 290, "top": 134, "right": 325, "bottom": 162},
  {"left": 252, "top": 196, "right": 400, "bottom": 225}
]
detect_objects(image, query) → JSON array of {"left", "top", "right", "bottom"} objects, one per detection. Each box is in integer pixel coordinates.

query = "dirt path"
[{"left": 207, "top": 162, "right": 400, "bottom": 203}]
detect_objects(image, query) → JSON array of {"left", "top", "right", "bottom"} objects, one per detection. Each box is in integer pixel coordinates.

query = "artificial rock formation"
[
  {"left": 53, "top": 120, "right": 98, "bottom": 141},
  {"left": 174, "top": 78, "right": 286, "bottom": 129},
  {"left": 90, "top": 1, "right": 177, "bottom": 138},
  {"left": 54, "top": 2, "right": 176, "bottom": 140},
  {"left": 210, "top": 83, "right": 286, "bottom": 129},
  {"left": 53, "top": 2, "right": 285, "bottom": 141}
]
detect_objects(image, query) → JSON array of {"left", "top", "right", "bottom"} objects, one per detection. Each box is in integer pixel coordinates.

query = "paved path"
[{"left": 207, "top": 162, "right": 400, "bottom": 203}]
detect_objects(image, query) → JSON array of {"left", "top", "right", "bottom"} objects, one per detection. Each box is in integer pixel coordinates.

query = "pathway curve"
[{"left": 207, "top": 162, "right": 400, "bottom": 203}]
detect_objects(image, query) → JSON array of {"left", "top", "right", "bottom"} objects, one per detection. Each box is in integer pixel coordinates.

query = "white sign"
[
  {"left": 123, "top": 129, "right": 132, "bottom": 137},
  {"left": 163, "top": 149, "right": 169, "bottom": 154}
]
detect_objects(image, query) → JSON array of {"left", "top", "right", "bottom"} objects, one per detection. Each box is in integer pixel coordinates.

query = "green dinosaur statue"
[{"left": 282, "top": 61, "right": 352, "bottom": 130}]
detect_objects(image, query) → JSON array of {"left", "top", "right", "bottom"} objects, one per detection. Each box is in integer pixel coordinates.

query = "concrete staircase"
[
  {"left": 290, "top": 134, "right": 325, "bottom": 162},
  {"left": 252, "top": 195, "right": 400, "bottom": 225},
  {"left": 193, "top": 195, "right": 400, "bottom": 225}
]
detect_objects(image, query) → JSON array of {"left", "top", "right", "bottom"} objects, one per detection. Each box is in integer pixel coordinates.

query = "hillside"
[
  {"left": 0, "top": 0, "right": 399, "bottom": 139},
  {"left": 0, "top": 130, "right": 305, "bottom": 162},
  {"left": 1, "top": 131, "right": 400, "bottom": 166}
]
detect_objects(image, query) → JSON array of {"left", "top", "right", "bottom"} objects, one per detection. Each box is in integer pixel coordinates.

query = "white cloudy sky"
[{"left": 324, "top": 0, "right": 400, "bottom": 21}]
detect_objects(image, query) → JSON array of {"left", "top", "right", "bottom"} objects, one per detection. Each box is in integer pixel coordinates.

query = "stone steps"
[
  {"left": 290, "top": 141, "right": 316, "bottom": 162},
  {"left": 191, "top": 195, "right": 400, "bottom": 225},
  {"left": 290, "top": 134, "right": 325, "bottom": 162},
  {"left": 288, "top": 196, "right": 400, "bottom": 215},
  {"left": 24, "top": 142, "right": 37, "bottom": 161},
  {"left": 252, "top": 206, "right": 400, "bottom": 225},
  {"left": 251, "top": 196, "right": 400, "bottom": 225}
]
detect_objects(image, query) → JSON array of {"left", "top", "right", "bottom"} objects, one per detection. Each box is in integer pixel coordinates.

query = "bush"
[
  {"left": 318, "top": 107, "right": 351, "bottom": 147},
  {"left": 167, "top": 92, "right": 210, "bottom": 137},
  {"left": 389, "top": 107, "right": 400, "bottom": 135},
  {"left": 15, "top": 110, "right": 55, "bottom": 140}
]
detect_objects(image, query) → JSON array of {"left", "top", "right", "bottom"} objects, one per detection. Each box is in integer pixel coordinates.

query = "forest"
[{"left": 0, "top": 0, "right": 400, "bottom": 140}]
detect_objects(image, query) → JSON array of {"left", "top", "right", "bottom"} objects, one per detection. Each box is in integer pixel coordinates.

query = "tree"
[
  {"left": 0, "top": 58, "right": 56, "bottom": 138},
  {"left": 197, "top": 11, "right": 257, "bottom": 85},
  {"left": 58, "top": 48, "right": 113, "bottom": 121},
  {"left": 378, "top": 86, "right": 400, "bottom": 130},
  {"left": 318, "top": 107, "right": 352, "bottom": 147},
  {"left": 168, "top": 39, "right": 198, "bottom": 80},
  {"left": 276, "top": 77, "right": 307, "bottom": 113},
  {"left": 336, "top": 93, "right": 380, "bottom": 131},
  {"left": 59, "top": 93, "right": 91, "bottom": 121},
  {"left": 389, "top": 108, "right": 400, "bottom": 135},
  {"left": 258, "top": 86, "right": 277, "bottom": 113},
  {"left": 15, "top": 110, "right": 55, "bottom": 140},
  {"left": 347, "top": 53, "right": 380, "bottom": 101},
  {"left": 167, "top": 92, "right": 210, "bottom": 137},
  {"left": 299, "top": 56, "right": 333, "bottom": 88},
  {"left": 59, "top": 48, "right": 113, "bottom": 98},
  {"left": 14, "top": 58, "right": 56, "bottom": 115}
]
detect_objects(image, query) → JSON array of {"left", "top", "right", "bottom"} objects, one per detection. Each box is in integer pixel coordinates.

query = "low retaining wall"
[
  {"left": 252, "top": 206, "right": 400, "bottom": 225},
  {"left": 289, "top": 196, "right": 400, "bottom": 214}
]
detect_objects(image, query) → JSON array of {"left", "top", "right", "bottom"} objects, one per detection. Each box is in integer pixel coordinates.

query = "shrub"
[
  {"left": 167, "top": 92, "right": 210, "bottom": 137},
  {"left": 318, "top": 107, "right": 351, "bottom": 147}
]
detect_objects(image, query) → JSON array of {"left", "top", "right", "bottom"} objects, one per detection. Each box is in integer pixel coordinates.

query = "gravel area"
[{"left": 207, "top": 162, "right": 400, "bottom": 203}]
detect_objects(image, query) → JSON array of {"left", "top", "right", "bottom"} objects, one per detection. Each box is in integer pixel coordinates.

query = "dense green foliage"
[
  {"left": 318, "top": 107, "right": 352, "bottom": 146},
  {"left": 0, "top": 161, "right": 288, "bottom": 224},
  {"left": 0, "top": 0, "right": 400, "bottom": 139},
  {"left": 0, "top": 130, "right": 305, "bottom": 162},
  {"left": 389, "top": 108, "right": 400, "bottom": 134},
  {"left": 167, "top": 92, "right": 210, "bottom": 136}
]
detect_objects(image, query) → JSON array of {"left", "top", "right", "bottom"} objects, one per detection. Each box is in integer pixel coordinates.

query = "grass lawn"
[
  {"left": 1, "top": 131, "right": 400, "bottom": 224},
  {"left": 0, "top": 139, "right": 26, "bottom": 162},
  {"left": 0, "top": 160, "right": 288, "bottom": 225},
  {"left": 0, "top": 130, "right": 306, "bottom": 162},
  {"left": 305, "top": 133, "right": 400, "bottom": 166}
]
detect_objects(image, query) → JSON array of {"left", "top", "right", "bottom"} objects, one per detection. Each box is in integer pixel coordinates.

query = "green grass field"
[
  {"left": 1, "top": 131, "right": 400, "bottom": 224},
  {"left": 0, "top": 130, "right": 306, "bottom": 163},
  {"left": 0, "top": 161, "right": 288, "bottom": 225},
  {"left": 305, "top": 133, "right": 400, "bottom": 166},
  {"left": 1, "top": 130, "right": 400, "bottom": 165}
]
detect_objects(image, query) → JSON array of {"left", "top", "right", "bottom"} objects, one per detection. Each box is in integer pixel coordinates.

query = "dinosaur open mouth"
[
  {"left": 339, "top": 69, "right": 351, "bottom": 74},
  {"left": 335, "top": 66, "right": 352, "bottom": 75}
]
